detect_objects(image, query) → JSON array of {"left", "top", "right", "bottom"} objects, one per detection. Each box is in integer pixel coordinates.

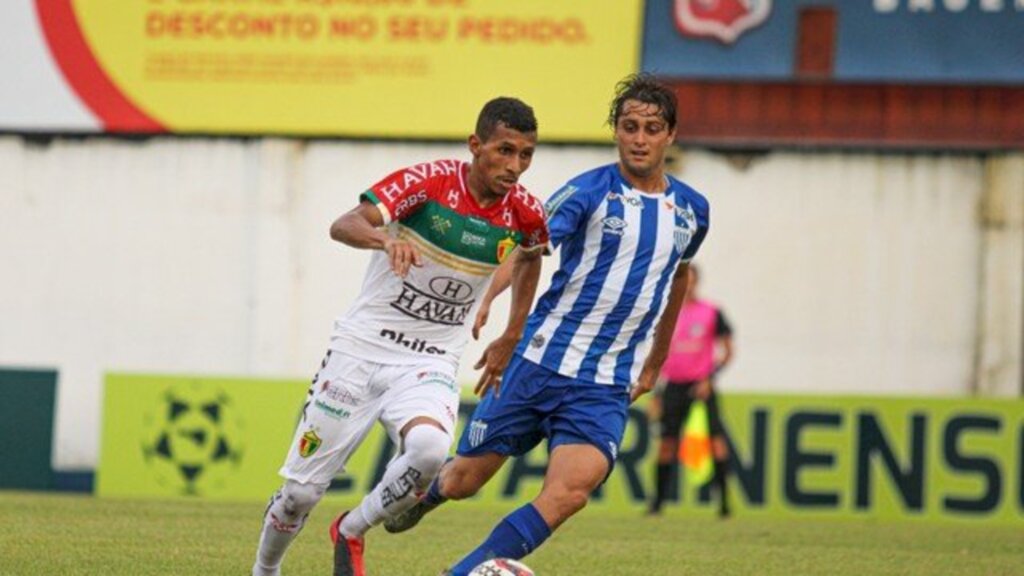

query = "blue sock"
[
  {"left": 448, "top": 503, "right": 551, "bottom": 576},
  {"left": 423, "top": 469, "right": 448, "bottom": 507}
]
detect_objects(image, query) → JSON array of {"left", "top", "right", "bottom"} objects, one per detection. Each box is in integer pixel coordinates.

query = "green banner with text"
[{"left": 98, "top": 373, "right": 1023, "bottom": 522}]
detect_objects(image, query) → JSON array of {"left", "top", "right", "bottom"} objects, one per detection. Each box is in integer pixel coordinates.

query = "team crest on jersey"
[
  {"left": 673, "top": 0, "right": 772, "bottom": 44},
  {"left": 496, "top": 236, "right": 517, "bottom": 263},
  {"left": 674, "top": 203, "right": 698, "bottom": 254}
]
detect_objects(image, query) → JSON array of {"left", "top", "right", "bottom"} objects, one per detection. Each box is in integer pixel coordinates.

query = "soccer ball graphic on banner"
[
  {"left": 469, "top": 558, "right": 535, "bottom": 576},
  {"left": 141, "top": 382, "right": 243, "bottom": 495}
]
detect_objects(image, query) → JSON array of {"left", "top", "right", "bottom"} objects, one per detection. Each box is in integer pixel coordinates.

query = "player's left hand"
[
  {"left": 629, "top": 368, "right": 658, "bottom": 404},
  {"left": 473, "top": 332, "right": 518, "bottom": 398},
  {"left": 471, "top": 300, "right": 491, "bottom": 341}
]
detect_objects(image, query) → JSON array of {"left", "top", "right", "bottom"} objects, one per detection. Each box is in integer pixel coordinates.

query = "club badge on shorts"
[{"left": 298, "top": 429, "right": 322, "bottom": 458}]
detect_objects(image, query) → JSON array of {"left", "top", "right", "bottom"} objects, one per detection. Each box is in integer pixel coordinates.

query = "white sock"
[
  {"left": 253, "top": 480, "right": 326, "bottom": 575},
  {"left": 340, "top": 425, "right": 450, "bottom": 538}
]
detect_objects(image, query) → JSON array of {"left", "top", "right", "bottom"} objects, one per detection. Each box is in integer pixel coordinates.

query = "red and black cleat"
[{"left": 329, "top": 512, "right": 366, "bottom": 576}]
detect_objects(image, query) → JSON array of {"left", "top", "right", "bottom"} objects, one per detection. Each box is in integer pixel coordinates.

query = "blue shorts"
[{"left": 457, "top": 354, "right": 630, "bottom": 475}]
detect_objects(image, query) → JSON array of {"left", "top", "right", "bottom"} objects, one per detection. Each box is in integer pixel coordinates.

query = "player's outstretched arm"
[
  {"left": 329, "top": 201, "right": 422, "bottom": 278},
  {"left": 471, "top": 250, "right": 516, "bottom": 340},
  {"left": 473, "top": 248, "right": 542, "bottom": 397},
  {"left": 631, "top": 262, "right": 690, "bottom": 403}
]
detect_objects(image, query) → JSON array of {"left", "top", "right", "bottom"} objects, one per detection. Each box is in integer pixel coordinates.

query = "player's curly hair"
[
  {"left": 608, "top": 73, "right": 677, "bottom": 130},
  {"left": 476, "top": 97, "right": 538, "bottom": 142}
]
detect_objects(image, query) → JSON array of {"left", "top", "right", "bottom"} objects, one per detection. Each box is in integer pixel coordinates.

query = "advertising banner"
[
  {"left": 98, "top": 374, "right": 308, "bottom": 499},
  {"left": 16, "top": 0, "right": 642, "bottom": 140},
  {"left": 99, "top": 373, "right": 1024, "bottom": 522},
  {"left": 0, "top": 368, "right": 57, "bottom": 490},
  {"left": 643, "top": 0, "right": 1024, "bottom": 84}
]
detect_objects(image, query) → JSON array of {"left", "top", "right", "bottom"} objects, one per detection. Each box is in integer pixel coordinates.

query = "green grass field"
[{"left": 2, "top": 491, "right": 1022, "bottom": 575}]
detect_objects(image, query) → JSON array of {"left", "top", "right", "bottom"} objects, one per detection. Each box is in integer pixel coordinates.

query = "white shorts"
[{"left": 280, "top": 350, "right": 460, "bottom": 486}]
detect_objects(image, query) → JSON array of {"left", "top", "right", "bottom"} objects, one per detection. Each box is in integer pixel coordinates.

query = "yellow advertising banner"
[
  {"left": 38, "top": 0, "right": 642, "bottom": 140},
  {"left": 98, "top": 374, "right": 308, "bottom": 499},
  {"left": 99, "top": 372, "right": 1024, "bottom": 524}
]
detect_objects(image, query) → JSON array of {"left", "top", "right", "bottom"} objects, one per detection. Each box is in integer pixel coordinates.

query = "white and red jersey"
[{"left": 330, "top": 159, "right": 548, "bottom": 368}]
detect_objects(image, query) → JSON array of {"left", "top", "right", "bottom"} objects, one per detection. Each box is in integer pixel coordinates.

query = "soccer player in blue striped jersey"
[{"left": 384, "top": 74, "right": 711, "bottom": 575}]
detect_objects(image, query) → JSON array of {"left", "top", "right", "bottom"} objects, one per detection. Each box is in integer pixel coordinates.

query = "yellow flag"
[{"left": 679, "top": 400, "right": 713, "bottom": 486}]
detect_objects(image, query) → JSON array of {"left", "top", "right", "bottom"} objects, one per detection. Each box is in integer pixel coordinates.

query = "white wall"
[
  {"left": 0, "top": 136, "right": 1017, "bottom": 470},
  {"left": 677, "top": 150, "right": 987, "bottom": 397}
]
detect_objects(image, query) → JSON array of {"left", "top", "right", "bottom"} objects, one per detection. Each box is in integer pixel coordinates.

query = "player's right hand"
[
  {"left": 473, "top": 332, "right": 517, "bottom": 398},
  {"left": 383, "top": 238, "right": 422, "bottom": 278},
  {"left": 471, "top": 300, "right": 491, "bottom": 340}
]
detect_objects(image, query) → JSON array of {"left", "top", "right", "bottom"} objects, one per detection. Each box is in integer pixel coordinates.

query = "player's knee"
[
  {"left": 277, "top": 480, "right": 326, "bottom": 521},
  {"left": 541, "top": 486, "right": 590, "bottom": 521},
  {"left": 403, "top": 424, "right": 451, "bottom": 488},
  {"left": 559, "top": 488, "right": 590, "bottom": 516}
]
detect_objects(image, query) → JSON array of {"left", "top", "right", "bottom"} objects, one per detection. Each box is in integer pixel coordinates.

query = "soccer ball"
[{"left": 469, "top": 558, "right": 535, "bottom": 576}]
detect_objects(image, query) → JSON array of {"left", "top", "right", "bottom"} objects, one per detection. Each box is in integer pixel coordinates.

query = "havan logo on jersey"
[
  {"left": 390, "top": 276, "right": 475, "bottom": 326},
  {"left": 376, "top": 160, "right": 462, "bottom": 203}
]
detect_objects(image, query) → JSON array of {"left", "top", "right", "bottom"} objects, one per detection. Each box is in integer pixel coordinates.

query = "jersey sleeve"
[
  {"left": 515, "top": 190, "right": 550, "bottom": 253},
  {"left": 544, "top": 182, "right": 595, "bottom": 250},
  {"left": 682, "top": 196, "right": 711, "bottom": 262},
  {"left": 359, "top": 161, "right": 450, "bottom": 225},
  {"left": 715, "top": 309, "right": 733, "bottom": 337}
]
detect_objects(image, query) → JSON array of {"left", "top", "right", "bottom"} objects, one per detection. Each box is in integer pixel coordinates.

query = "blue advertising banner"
[{"left": 643, "top": 0, "right": 1024, "bottom": 84}]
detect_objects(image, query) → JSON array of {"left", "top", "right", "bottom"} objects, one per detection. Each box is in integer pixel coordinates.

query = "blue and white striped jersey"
[{"left": 517, "top": 163, "right": 710, "bottom": 387}]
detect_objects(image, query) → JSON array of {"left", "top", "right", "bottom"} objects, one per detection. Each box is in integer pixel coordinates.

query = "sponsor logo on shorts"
[
  {"left": 417, "top": 370, "right": 457, "bottom": 393},
  {"left": 380, "top": 329, "right": 447, "bottom": 355},
  {"left": 391, "top": 279, "right": 475, "bottom": 326},
  {"left": 468, "top": 419, "right": 488, "bottom": 448},
  {"left": 298, "top": 429, "right": 321, "bottom": 458},
  {"left": 380, "top": 467, "right": 422, "bottom": 508},
  {"left": 321, "top": 381, "right": 360, "bottom": 406},
  {"left": 608, "top": 441, "right": 619, "bottom": 461},
  {"left": 314, "top": 399, "right": 351, "bottom": 420}
]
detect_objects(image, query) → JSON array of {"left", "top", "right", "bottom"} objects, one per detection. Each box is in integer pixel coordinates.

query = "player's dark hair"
[
  {"left": 476, "top": 97, "right": 537, "bottom": 142},
  {"left": 608, "top": 73, "right": 677, "bottom": 130}
]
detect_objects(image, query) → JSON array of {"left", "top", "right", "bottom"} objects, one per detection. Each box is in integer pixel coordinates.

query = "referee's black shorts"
[{"left": 659, "top": 381, "right": 725, "bottom": 439}]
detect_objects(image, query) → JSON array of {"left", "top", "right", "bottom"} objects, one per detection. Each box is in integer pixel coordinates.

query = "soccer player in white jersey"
[
  {"left": 383, "top": 75, "right": 711, "bottom": 575},
  {"left": 251, "top": 98, "right": 549, "bottom": 576}
]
